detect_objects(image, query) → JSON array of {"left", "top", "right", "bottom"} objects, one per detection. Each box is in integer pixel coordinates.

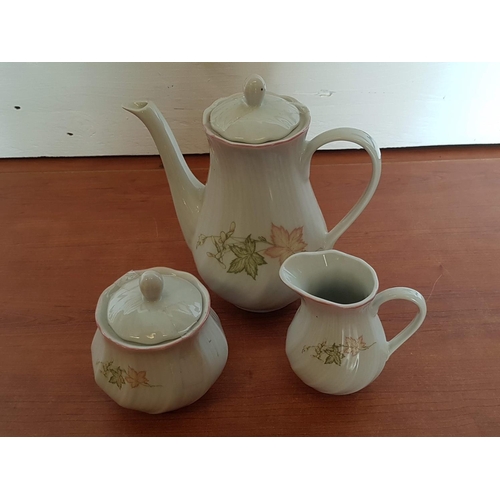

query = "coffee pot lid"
[
  {"left": 209, "top": 74, "right": 300, "bottom": 144},
  {"left": 106, "top": 269, "right": 203, "bottom": 345}
]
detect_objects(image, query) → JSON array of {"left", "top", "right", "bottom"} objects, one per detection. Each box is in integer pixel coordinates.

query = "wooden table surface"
[{"left": 1, "top": 145, "right": 499, "bottom": 437}]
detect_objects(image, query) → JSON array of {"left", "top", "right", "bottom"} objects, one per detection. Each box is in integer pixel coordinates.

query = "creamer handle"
[
  {"left": 370, "top": 287, "right": 427, "bottom": 358},
  {"left": 303, "top": 128, "right": 381, "bottom": 248}
]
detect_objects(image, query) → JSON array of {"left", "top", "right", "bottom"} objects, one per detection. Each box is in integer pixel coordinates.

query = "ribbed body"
[
  {"left": 281, "top": 250, "right": 427, "bottom": 395},
  {"left": 91, "top": 311, "right": 228, "bottom": 414},
  {"left": 286, "top": 299, "right": 389, "bottom": 395},
  {"left": 125, "top": 98, "right": 381, "bottom": 312},
  {"left": 193, "top": 133, "right": 329, "bottom": 311}
]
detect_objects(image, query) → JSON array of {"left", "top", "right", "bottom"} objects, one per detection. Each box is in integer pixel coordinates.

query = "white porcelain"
[
  {"left": 209, "top": 74, "right": 300, "bottom": 144},
  {"left": 123, "top": 75, "right": 382, "bottom": 312},
  {"left": 107, "top": 269, "right": 203, "bottom": 345},
  {"left": 280, "top": 250, "right": 427, "bottom": 395},
  {"left": 91, "top": 267, "right": 228, "bottom": 414}
]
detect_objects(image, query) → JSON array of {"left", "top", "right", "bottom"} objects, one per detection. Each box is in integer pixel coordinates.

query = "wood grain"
[{"left": 1, "top": 146, "right": 499, "bottom": 436}]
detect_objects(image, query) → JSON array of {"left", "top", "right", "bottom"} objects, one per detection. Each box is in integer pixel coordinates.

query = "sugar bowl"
[{"left": 91, "top": 267, "right": 228, "bottom": 413}]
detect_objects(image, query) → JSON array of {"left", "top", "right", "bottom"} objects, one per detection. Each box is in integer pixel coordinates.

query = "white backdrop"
[{"left": 1, "top": 62, "right": 499, "bottom": 158}]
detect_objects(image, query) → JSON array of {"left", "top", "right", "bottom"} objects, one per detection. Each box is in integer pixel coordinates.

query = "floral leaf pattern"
[
  {"left": 227, "top": 255, "right": 247, "bottom": 274},
  {"left": 342, "top": 336, "right": 370, "bottom": 356},
  {"left": 108, "top": 367, "right": 126, "bottom": 389},
  {"left": 125, "top": 367, "right": 150, "bottom": 388},
  {"left": 97, "top": 361, "right": 160, "bottom": 389},
  {"left": 197, "top": 221, "right": 307, "bottom": 280},
  {"left": 302, "top": 336, "right": 375, "bottom": 366},
  {"left": 264, "top": 224, "right": 308, "bottom": 264}
]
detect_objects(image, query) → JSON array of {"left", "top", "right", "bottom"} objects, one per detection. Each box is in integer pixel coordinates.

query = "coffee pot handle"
[
  {"left": 303, "top": 128, "right": 382, "bottom": 248},
  {"left": 370, "top": 287, "right": 427, "bottom": 357}
]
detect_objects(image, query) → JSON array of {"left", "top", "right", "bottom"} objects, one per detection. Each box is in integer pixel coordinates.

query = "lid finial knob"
[
  {"left": 139, "top": 270, "right": 164, "bottom": 302},
  {"left": 244, "top": 74, "right": 266, "bottom": 107},
  {"left": 209, "top": 74, "right": 300, "bottom": 144}
]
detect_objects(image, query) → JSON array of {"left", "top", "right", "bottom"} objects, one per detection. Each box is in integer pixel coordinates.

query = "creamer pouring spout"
[{"left": 124, "top": 74, "right": 382, "bottom": 312}]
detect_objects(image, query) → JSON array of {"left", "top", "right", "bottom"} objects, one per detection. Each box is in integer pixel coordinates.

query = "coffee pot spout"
[{"left": 123, "top": 101, "right": 205, "bottom": 249}]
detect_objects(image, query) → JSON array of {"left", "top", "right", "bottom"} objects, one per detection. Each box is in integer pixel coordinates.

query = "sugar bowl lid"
[
  {"left": 104, "top": 268, "right": 204, "bottom": 346},
  {"left": 209, "top": 74, "right": 301, "bottom": 144}
]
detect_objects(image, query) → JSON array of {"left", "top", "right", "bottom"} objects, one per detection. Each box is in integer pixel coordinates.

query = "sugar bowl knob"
[{"left": 139, "top": 270, "right": 164, "bottom": 302}]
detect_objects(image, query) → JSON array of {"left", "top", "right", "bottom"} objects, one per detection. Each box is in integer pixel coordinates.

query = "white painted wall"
[{"left": 1, "top": 62, "right": 499, "bottom": 158}]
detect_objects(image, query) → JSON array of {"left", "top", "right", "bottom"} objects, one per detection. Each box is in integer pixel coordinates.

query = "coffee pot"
[{"left": 124, "top": 75, "right": 382, "bottom": 311}]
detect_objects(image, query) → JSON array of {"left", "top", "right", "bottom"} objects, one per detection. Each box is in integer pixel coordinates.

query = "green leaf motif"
[
  {"left": 227, "top": 251, "right": 267, "bottom": 280},
  {"left": 245, "top": 256, "right": 259, "bottom": 279},
  {"left": 324, "top": 348, "right": 344, "bottom": 366},
  {"left": 244, "top": 235, "right": 256, "bottom": 253},
  {"left": 228, "top": 257, "right": 247, "bottom": 274},
  {"left": 198, "top": 222, "right": 278, "bottom": 281},
  {"left": 252, "top": 252, "right": 266, "bottom": 266},
  {"left": 108, "top": 367, "right": 126, "bottom": 389},
  {"left": 230, "top": 244, "right": 249, "bottom": 258}
]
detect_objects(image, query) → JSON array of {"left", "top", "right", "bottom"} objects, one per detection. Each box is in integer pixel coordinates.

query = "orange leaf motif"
[
  {"left": 264, "top": 224, "right": 307, "bottom": 264},
  {"left": 125, "top": 367, "right": 150, "bottom": 388},
  {"left": 343, "top": 336, "right": 369, "bottom": 356}
]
